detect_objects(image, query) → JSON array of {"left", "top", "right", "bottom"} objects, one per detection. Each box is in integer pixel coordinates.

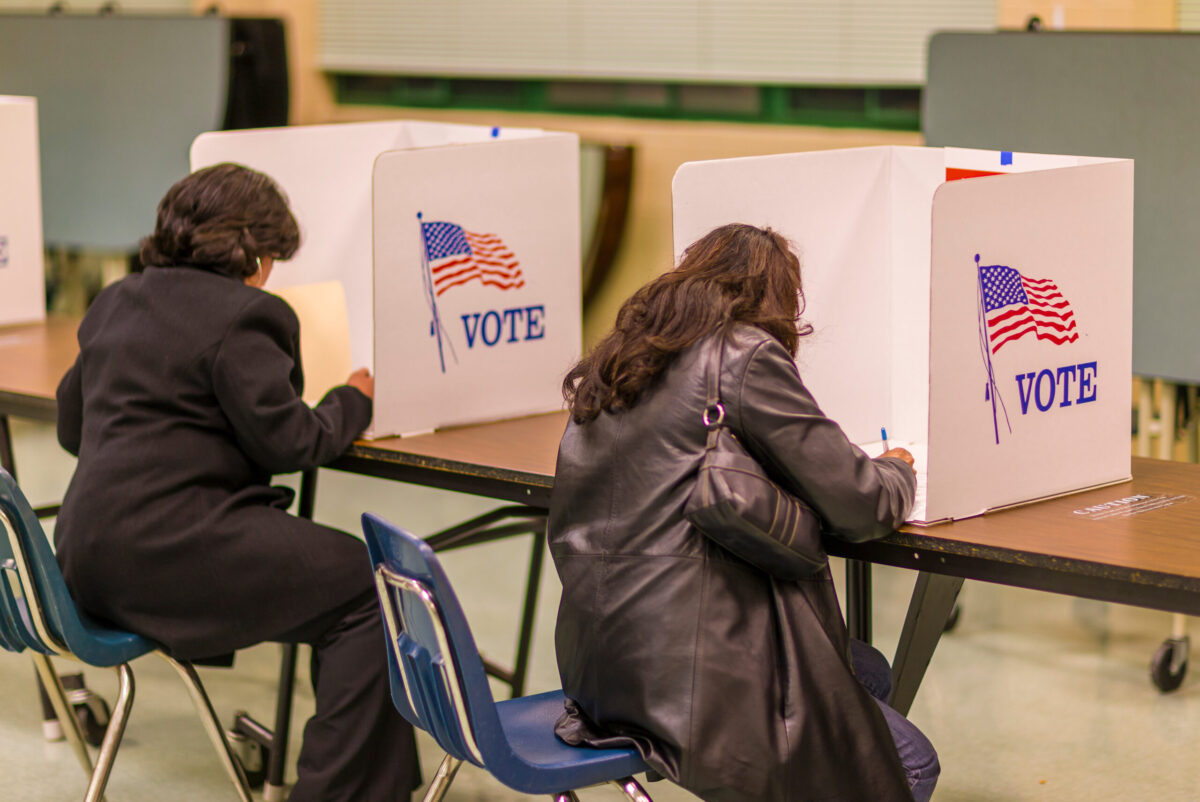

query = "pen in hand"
[{"left": 879, "top": 427, "right": 916, "bottom": 474}]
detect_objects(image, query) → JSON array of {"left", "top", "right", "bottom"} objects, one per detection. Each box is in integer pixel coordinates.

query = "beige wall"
[{"left": 998, "top": 1, "right": 1176, "bottom": 29}]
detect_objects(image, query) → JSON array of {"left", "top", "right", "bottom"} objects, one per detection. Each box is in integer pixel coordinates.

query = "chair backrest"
[
  {"left": 0, "top": 468, "right": 148, "bottom": 666},
  {"left": 361, "top": 512, "right": 508, "bottom": 768}
]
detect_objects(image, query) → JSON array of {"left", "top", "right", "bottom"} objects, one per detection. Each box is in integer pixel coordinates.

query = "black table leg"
[
  {"left": 846, "top": 559, "right": 873, "bottom": 644},
  {"left": 425, "top": 505, "right": 548, "bottom": 698},
  {"left": 1, "top": 414, "right": 17, "bottom": 478},
  {"left": 508, "top": 530, "right": 545, "bottom": 698},
  {"left": 888, "top": 572, "right": 964, "bottom": 716}
]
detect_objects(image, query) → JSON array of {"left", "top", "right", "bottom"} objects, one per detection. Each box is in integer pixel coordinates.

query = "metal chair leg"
[
  {"left": 30, "top": 653, "right": 94, "bottom": 777},
  {"left": 265, "top": 642, "right": 298, "bottom": 802},
  {"left": 421, "top": 754, "right": 463, "bottom": 802},
  {"left": 612, "top": 776, "right": 654, "bottom": 801},
  {"left": 83, "top": 663, "right": 135, "bottom": 802},
  {"left": 156, "top": 653, "right": 253, "bottom": 801},
  {"left": 552, "top": 793, "right": 581, "bottom": 802}
]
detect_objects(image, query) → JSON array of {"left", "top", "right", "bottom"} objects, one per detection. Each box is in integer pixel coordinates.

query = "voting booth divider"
[
  {"left": 191, "top": 120, "right": 581, "bottom": 438},
  {"left": 0, "top": 96, "right": 45, "bottom": 326},
  {"left": 673, "top": 146, "right": 1133, "bottom": 524}
]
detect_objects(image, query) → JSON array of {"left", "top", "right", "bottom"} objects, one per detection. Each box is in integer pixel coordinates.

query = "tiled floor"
[{"left": 4, "top": 418, "right": 1200, "bottom": 800}]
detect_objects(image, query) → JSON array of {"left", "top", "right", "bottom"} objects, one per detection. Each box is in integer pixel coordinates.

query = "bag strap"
[{"left": 701, "top": 333, "right": 726, "bottom": 435}]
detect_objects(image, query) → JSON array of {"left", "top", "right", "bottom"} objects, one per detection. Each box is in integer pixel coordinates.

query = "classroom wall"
[
  {"left": 198, "top": 0, "right": 1173, "bottom": 344},
  {"left": 997, "top": 1, "right": 1177, "bottom": 29},
  {"left": 0, "top": 0, "right": 189, "bottom": 8}
]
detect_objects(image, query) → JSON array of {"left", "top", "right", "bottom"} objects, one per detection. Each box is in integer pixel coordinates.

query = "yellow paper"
[{"left": 273, "top": 281, "right": 354, "bottom": 405}]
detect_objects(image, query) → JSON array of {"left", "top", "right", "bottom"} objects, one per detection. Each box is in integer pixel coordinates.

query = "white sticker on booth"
[
  {"left": 371, "top": 134, "right": 581, "bottom": 437},
  {"left": 0, "top": 96, "right": 45, "bottom": 326}
]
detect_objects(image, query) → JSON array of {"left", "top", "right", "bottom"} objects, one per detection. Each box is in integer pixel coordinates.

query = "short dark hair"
[
  {"left": 564, "top": 223, "right": 812, "bottom": 424},
  {"left": 139, "top": 162, "right": 300, "bottom": 279}
]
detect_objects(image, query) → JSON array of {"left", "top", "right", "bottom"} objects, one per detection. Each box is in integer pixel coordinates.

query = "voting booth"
[
  {"left": 673, "top": 146, "right": 1133, "bottom": 524},
  {"left": 191, "top": 120, "right": 581, "bottom": 437},
  {"left": 0, "top": 96, "right": 45, "bottom": 326}
]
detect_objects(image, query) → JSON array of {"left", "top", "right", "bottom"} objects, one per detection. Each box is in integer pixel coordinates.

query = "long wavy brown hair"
[{"left": 564, "top": 223, "right": 812, "bottom": 424}]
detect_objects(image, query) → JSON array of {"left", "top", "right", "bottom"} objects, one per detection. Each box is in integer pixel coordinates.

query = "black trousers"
[
  {"left": 275, "top": 589, "right": 421, "bottom": 802},
  {"left": 64, "top": 503, "right": 422, "bottom": 801}
]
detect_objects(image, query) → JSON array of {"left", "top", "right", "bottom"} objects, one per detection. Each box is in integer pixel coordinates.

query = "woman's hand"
[
  {"left": 882, "top": 447, "right": 916, "bottom": 474},
  {"left": 346, "top": 368, "right": 374, "bottom": 400}
]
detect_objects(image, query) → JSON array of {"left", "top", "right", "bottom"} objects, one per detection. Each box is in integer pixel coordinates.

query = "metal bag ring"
[{"left": 702, "top": 403, "right": 726, "bottom": 427}]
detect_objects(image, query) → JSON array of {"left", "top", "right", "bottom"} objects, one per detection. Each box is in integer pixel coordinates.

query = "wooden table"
[
  {"left": 6, "top": 316, "right": 1200, "bottom": 717},
  {"left": 835, "top": 461, "right": 1200, "bottom": 712},
  {"left": 0, "top": 316, "right": 77, "bottom": 422},
  {"left": 334, "top": 412, "right": 563, "bottom": 508},
  {"left": 0, "top": 315, "right": 563, "bottom": 504}
]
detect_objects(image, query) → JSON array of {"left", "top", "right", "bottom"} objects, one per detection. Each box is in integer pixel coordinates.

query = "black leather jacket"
[{"left": 550, "top": 325, "right": 916, "bottom": 801}]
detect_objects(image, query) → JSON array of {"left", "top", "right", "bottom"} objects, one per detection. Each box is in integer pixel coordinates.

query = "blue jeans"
[{"left": 849, "top": 639, "right": 940, "bottom": 802}]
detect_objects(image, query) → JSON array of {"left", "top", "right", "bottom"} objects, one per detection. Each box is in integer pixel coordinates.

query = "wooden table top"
[
  {"left": 889, "top": 458, "right": 1200, "bottom": 583},
  {"left": 353, "top": 410, "right": 1200, "bottom": 593},
  {"left": 5, "top": 316, "right": 1200, "bottom": 601},
  {"left": 333, "top": 412, "right": 564, "bottom": 506},
  {"left": 0, "top": 316, "right": 79, "bottom": 420},
  {"left": 0, "top": 315, "right": 565, "bottom": 493}
]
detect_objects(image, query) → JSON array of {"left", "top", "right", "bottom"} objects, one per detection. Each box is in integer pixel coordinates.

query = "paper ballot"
[
  {"left": 272, "top": 281, "right": 354, "bottom": 406},
  {"left": 858, "top": 439, "right": 929, "bottom": 525}
]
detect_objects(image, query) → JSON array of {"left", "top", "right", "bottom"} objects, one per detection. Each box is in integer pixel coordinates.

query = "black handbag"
[{"left": 683, "top": 336, "right": 828, "bottom": 579}]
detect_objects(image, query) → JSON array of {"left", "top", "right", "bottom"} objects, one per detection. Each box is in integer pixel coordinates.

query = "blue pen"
[{"left": 881, "top": 427, "right": 890, "bottom": 453}]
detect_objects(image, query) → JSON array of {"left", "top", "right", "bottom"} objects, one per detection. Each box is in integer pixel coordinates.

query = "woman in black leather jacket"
[{"left": 550, "top": 223, "right": 938, "bottom": 801}]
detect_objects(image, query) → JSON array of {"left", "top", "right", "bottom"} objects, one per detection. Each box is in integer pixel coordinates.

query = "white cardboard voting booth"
[
  {"left": 673, "top": 146, "right": 1133, "bottom": 524},
  {"left": 191, "top": 120, "right": 580, "bottom": 437},
  {"left": 371, "top": 137, "right": 581, "bottom": 437},
  {"left": 0, "top": 96, "right": 45, "bottom": 326}
]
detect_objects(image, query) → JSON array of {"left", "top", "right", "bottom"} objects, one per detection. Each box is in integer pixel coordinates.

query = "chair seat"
[
  {"left": 490, "top": 690, "right": 649, "bottom": 795},
  {"left": 65, "top": 612, "right": 156, "bottom": 668},
  {"left": 1, "top": 585, "right": 151, "bottom": 665}
]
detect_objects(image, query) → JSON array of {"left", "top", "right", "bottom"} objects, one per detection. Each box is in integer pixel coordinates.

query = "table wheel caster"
[
  {"left": 40, "top": 672, "right": 111, "bottom": 746},
  {"left": 226, "top": 727, "right": 268, "bottom": 789},
  {"left": 1151, "top": 635, "right": 1189, "bottom": 693}
]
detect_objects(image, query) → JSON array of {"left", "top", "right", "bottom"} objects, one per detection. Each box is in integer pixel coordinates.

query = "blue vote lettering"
[
  {"left": 1014, "top": 361, "right": 1098, "bottom": 415},
  {"left": 461, "top": 304, "right": 546, "bottom": 348}
]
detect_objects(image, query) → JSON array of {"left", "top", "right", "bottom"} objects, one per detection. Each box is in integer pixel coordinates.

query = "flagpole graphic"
[
  {"left": 418, "top": 212, "right": 452, "bottom": 374},
  {"left": 974, "top": 254, "right": 1010, "bottom": 445},
  {"left": 418, "top": 215, "right": 523, "bottom": 373}
]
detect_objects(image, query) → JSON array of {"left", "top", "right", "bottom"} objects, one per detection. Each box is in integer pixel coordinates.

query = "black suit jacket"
[{"left": 55, "top": 266, "right": 371, "bottom": 658}]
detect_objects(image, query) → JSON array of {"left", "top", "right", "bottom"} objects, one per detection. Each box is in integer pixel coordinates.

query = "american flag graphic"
[
  {"left": 979, "top": 264, "right": 1078, "bottom": 354},
  {"left": 421, "top": 221, "right": 523, "bottom": 297}
]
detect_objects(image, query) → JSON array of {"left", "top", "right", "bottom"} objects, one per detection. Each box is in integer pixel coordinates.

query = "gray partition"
[
  {"left": 0, "top": 15, "right": 228, "bottom": 251},
  {"left": 924, "top": 31, "right": 1200, "bottom": 383}
]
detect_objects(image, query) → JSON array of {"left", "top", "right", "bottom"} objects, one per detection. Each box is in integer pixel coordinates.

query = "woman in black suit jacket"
[{"left": 54, "top": 163, "right": 419, "bottom": 801}]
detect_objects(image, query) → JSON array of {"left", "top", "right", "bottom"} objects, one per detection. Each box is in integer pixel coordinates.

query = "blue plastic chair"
[
  {"left": 0, "top": 468, "right": 252, "bottom": 802},
  {"left": 362, "top": 512, "right": 655, "bottom": 802}
]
